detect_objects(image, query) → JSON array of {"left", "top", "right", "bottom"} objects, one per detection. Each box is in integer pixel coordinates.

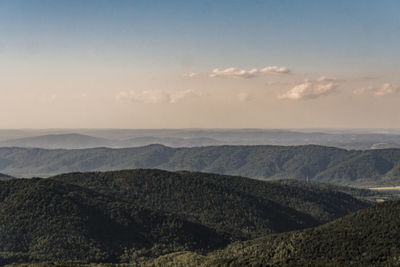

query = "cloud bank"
[
  {"left": 210, "top": 66, "right": 290, "bottom": 78},
  {"left": 182, "top": 72, "right": 198, "bottom": 78},
  {"left": 116, "top": 89, "right": 198, "bottom": 104},
  {"left": 353, "top": 83, "right": 400, "bottom": 96}
]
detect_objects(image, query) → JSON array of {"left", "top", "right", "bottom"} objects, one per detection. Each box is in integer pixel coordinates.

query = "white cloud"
[
  {"left": 237, "top": 92, "right": 251, "bottom": 101},
  {"left": 210, "top": 67, "right": 258, "bottom": 78},
  {"left": 353, "top": 83, "right": 400, "bottom": 97},
  {"left": 353, "top": 87, "right": 370, "bottom": 96},
  {"left": 374, "top": 83, "right": 400, "bottom": 96},
  {"left": 182, "top": 72, "right": 198, "bottom": 78},
  {"left": 259, "top": 66, "right": 290, "bottom": 74},
  {"left": 116, "top": 89, "right": 198, "bottom": 104},
  {"left": 210, "top": 66, "right": 290, "bottom": 78},
  {"left": 279, "top": 81, "right": 337, "bottom": 100},
  {"left": 169, "top": 89, "right": 198, "bottom": 103},
  {"left": 316, "top": 76, "right": 341, "bottom": 82}
]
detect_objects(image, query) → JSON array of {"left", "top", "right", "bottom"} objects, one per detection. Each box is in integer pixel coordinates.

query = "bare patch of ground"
[{"left": 369, "top": 186, "right": 400, "bottom": 191}]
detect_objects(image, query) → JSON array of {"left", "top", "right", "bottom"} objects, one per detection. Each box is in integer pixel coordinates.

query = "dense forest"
[
  {"left": 0, "top": 178, "right": 227, "bottom": 265},
  {"left": 0, "top": 169, "right": 376, "bottom": 265},
  {"left": 2, "top": 145, "right": 400, "bottom": 186},
  {"left": 53, "top": 169, "right": 371, "bottom": 240},
  {"left": 146, "top": 200, "right": 400, "bottom": 266}
]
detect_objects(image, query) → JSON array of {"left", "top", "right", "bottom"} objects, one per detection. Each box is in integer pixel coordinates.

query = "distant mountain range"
[
  {"left": 0, "top": 133, "right": 224, "bottom": 149},
  {"left": 0, "top": 134, "right": 112, "bottom": 149},
  {"left": 1, "top": 129, "right": 400, "bottom": 149},
  {"left": 0, "top": 169, "right": 372, "bottom": 265},
  {"left": 2, "top": 145, "right": 400, "bottom": 186}
]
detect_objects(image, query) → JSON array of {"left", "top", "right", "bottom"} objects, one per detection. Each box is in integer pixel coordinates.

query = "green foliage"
[
  {"left": 0, "top": 169, "right": 371, "bottom": 265},
  {"left": 2, "top": 145, "right": 400, "bottom": 186},
  {"left": 0, "top": 178, "right": 227, "bottom": 265},
  {"left": 53, "top": 169, "right": 370, "bottom": 240},
  {"left": 143, "top": 201, "right": 400, "bottom": 266}
]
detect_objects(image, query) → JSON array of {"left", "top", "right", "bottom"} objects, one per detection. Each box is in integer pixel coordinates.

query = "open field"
[{"left": 369, "top": 186, "right": 400, "bottom": 191}]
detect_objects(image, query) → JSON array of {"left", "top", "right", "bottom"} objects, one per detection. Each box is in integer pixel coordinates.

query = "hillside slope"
[
  {"left": 148, "top": 200, "right": 400, "bottom": 266},
  {"left": 53, "top": 169, "right": 370, "bottom": 240},
  {"left": 0, "top": 178, "right": 227, "bottom": 265},
  {"left": 0, "top": 170, "right": 372, "bottom": 265},
  {"left": 1, "top": 145, "right": 400, "bottom": 186}
]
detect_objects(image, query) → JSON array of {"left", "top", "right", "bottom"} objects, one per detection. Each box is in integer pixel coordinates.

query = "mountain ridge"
[
  {"left": 1, "top": 145, "right": 400, "bottom": 186},
  {"left": 0, "top": 133, "right": 113, "bottom": 149}
]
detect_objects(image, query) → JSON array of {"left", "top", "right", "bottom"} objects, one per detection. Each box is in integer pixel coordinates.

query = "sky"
[{"left": 0, "top": 0, "right": 400, "bottom": 129}]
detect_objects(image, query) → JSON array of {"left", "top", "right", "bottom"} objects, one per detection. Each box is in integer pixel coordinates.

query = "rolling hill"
[
  {"left": 53, "top": 169, "right": 370, "bottom": 240},
  {"left": 1, "top": 145, "right": 400, "bottom": 186},
  {"left": 120, "top": 136, "right": 224, "bottom": 147},
  {"left": 151, "top": 200, "right": 400, "bottom": 266},
  {"left": 0, "top": 178, "right": 227, "bottom": 265},
  {"left": 0, "top": 169, "right": 371, "bottom": 265}
]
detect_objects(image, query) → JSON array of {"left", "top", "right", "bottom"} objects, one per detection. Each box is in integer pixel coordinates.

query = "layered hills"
[
  {"left": 1, "top": 145, "right": 400, "bottom": 186},
  {"left": 1, "top": 129, "right": 400, "bottom": 150}
]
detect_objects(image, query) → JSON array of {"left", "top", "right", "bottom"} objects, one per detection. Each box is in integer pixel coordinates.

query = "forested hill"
[
  {"left": 0, "top": 173, "right": 13, "bottom": 180},
  {"left": 2, "top": 145, "right": 400, "bottom": 186},
  {"left": 53, "top": 169, "right": 370, "bottom": 240},
  {"left": 154, "top": 200, "right": 400, "bottom": 266},
  {"left": 0, "top": 169, "right": 370, "bottom": 264},
  {"left": 0, "top": 178, "right": 228, "bottom": 265}
]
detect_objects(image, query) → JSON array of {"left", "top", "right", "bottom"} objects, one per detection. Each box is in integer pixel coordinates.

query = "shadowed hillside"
[
  {"left": 150, "top": 200, "right": 400, "bottom": 266},
  {"left": 0, "top": 170, "right": 371, "bottom": 265},
  {"left": 0, "top": 178, "right": 227, "bottom": 265},
  {"left": 53, "top": 169, "right": 370, "bottom": 240}
]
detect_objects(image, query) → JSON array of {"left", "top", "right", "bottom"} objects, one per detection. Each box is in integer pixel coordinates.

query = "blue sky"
[
  {"left": 0, "top": 1, "right": 400, "bottom": 128},
  {"left": 2, "top": 0, "right": 399, "bottom": 73}
]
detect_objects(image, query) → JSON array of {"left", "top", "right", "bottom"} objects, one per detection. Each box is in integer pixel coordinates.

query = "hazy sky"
[{"left": 1, "top": 0, "right": 400, "bottom": 128}]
